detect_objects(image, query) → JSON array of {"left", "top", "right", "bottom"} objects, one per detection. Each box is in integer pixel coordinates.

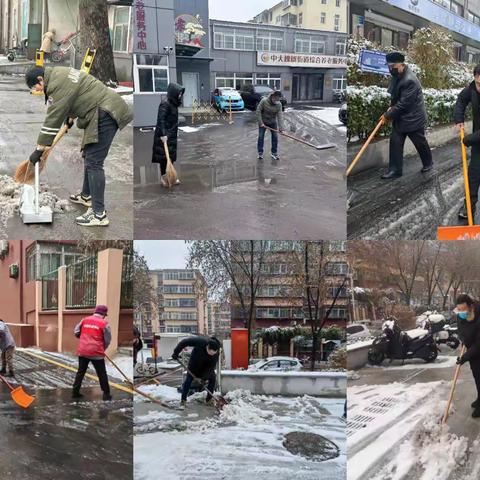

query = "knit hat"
[
  {"left": 385, "top": 52, "right": 405, "bottom": 63},
  {"left": 207, "top": 337, "right": 221, "bottom": 351},
  {"left": 94, "top": 305, "right": 108, "bottom": 316},
  {"left": 25, "top": 66, "right": 45, "bottom": 88}
]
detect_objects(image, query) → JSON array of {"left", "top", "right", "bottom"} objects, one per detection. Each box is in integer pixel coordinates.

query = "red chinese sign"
[
  {"left": 257, "top": 51, "right": 347, "bottom": 68},
  {"left": 136, "top": 1, "right": 147, "bottom": 50}
]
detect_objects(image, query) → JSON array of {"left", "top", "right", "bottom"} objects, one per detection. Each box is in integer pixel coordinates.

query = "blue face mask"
[{"left": 458, "top": 311, "right": 469, "bottom": 320}]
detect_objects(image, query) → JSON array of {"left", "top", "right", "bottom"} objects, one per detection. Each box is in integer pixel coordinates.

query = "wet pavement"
[
  {"left": 0, "top": 75, "right": 133, "bottom": 240},
  {"left": 134, "top": 105, "right": 345, "bottom": 240},
  {"left": 347, "top": 139, "right": 467, "bottom": 239},
  {"left": 1, "top": 350, "right": 133, "bottom": 480}
]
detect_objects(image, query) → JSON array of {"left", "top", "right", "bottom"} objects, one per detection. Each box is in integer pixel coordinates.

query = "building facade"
[
  {"left": 230, "top": 240, "right": 349, "bottom": 331},
  {"left": 252, "top": 0, "right": 347, "bottom": 33},
  {"left": 206, "top": 301, "right": 231, "bottom": 338},
  {"left": 150, "top": 269, "right": 207, "bottom": 335},
  {"left": 350, "top": 0, "right": 480, "bottom": 63}
]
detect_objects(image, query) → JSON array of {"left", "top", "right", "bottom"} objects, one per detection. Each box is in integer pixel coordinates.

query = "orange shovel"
[
  {"left": 0, "top": 374, "right": 35, "bottom": 409},
  {"left": 437, "top": 128, "right": 480, "bottom": 240}
]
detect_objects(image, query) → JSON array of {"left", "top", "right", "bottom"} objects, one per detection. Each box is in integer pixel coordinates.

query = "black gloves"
[
  {"left": 457, "top": 355, "right": 466, "bottom": 365},
  {"left": 171, "top": 352, "right": 179, "bottom": 360},
  {"left": 64, "top": 117, "right": 75, "bottom": 130},
  {"left": 463, "top": 131, "right": 480, "bottom": 147},
  {"left": 29, "top": 149, "right": 43, "bottom": 165}
]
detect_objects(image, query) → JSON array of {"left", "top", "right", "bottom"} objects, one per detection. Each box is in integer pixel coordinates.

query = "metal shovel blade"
[
  {"left": 11, "top": 386, "right": 35, "bottom": 409},
  {"left": 315, "top": 143, "right": 336, "bottom": 150}
]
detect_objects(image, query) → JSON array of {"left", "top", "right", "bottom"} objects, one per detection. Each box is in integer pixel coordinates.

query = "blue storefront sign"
[
  {"left": 359, "top": 50, "right": 390, "bottom": 75},
  {"left": 383, "top": 0, "right": 480, "bottom": 43}
]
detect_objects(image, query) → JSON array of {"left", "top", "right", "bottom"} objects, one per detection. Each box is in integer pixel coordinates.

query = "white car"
[
  {"left": 248, "top": 356, "right": 303, "bottom": 372},
  {"left": 346, "top": 323, "right": 371, "bottom": 339}
]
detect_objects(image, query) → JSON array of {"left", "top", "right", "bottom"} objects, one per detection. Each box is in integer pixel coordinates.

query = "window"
[
  {"left": 134, "top": 54, "right": 168, "bottom": 94},
  {"left": 336, "top": 0, "right": 340, "bottom": 6},
  {"left": 334, "top": 14, "right": 340, "bottom": 31},
  {"left": 332, "top": 76, "right": 346, "bottom": 91},
  {"left": 322, "top": 0, "right": 327, "bottom": 3},
  {"left": 336, "top": 41, "right": 346, "bottom": 55},
  {"left": 320, "top": 13, "right": 326, "bottom": 24},
  {"left": 163, "top": 271, "right": 195, "bottom": 280},
  {"left": 213, "top": 26, "right": 254, "bottom": 51},
  {"left": 329, "top": 241, "right": 347, "bottom": 252},
  {"left": 326, "top": 262, "right": 349, "bottom": 275},
  {"left": 295, "top": 36, "right": 325, "bottom": 54},
  {"left": 330, "top": 307, "right": 347, "bottom": 319},
  {"left": 112, "top": 6, "right": 131, "bottom": 53},
  {"left": 215, "top": 73, "right": 253, "bottom": 90},
  {"left": 162, "top": 284, "right": 195, "bottom": 294},
  {"left": 329, "top": 287, "right": 348, "bottom": 298},
  {"left": 299, "top": 13, "right": 303, "bottom": 25},
  {"left": 256, "top": 30, "right": 284, "bottom": 52},
  {"left": 255, "top": 73, "right": 281, "bottom": 90}
]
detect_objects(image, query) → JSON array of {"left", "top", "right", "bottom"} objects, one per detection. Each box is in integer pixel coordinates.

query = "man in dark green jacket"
[
  {"left": 256, "top": 91, "right": 284, "bottom": 161},
  {"left": 25, "top": 66, "right": 133, "bottom": 227}
]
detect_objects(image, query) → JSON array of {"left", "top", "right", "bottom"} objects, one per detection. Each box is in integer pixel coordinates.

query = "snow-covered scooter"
[
  {"left": 416, "top": 311, "right": 460, "bottom": 350},
  {"left": 368, "top": 319, "right": 438, "bottom": 365}
]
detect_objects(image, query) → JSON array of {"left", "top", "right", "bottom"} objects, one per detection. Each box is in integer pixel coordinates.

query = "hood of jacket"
[{"left": 167, "top": 82, "right": 185, "bottom": 107}]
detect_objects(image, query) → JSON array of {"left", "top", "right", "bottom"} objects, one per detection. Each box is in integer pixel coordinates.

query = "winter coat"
[
  {"left": 454, "top": 81, "right": 480, "bottom": 149},
  {"left": 173, "top": 336, "right": 220, "bottom": 379},
  {"left": 256, "top": 95, "right": 284, "bottom": 129},
  {"left": 152, "top": 82, "right": 185, "bottom": 164},
  {"left": 74, "top": 314, "right": 111, "bottom": 359},
  {"left": 0, "top": 322, "right": 15, "bottom": 351},
  {"left": 457, "top": 304, "right": 480, "bottom": 364},
  {"left": 384, "top": 66, "right": 427, "bottom": 133},
  {"left": 39, "top": 67, "right": 133, "bottom": 148},
  {"left": 40, "top": 31, "right": 55, "bottom": 53}
]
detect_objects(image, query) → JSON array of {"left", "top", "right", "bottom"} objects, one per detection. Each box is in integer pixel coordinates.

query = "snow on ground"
[
  {"left": 179, "top": 122, "right": 223, "bottom": 133},
  {"left": 304, "top": 107, "right": 345, "bottom": 132},
  {"left": 364, "top": 355, "right": 458, "bottom": 371},
  {"left": 136, "top": 383, "right": 179, "bottom": 402},
  {"left": 135, "top": 388, "right": 346, "bottom": 479},
  {"left": 348, "top": 380, "right": 478, "bottom": 480}
]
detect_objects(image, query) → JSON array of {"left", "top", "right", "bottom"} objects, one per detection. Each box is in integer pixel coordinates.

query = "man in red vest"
[{"left": 72, "top": 305, "right": 112, "bottom": 400}]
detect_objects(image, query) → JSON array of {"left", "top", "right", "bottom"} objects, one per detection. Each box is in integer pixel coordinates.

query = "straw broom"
[
  {"left": 14, "top": 124, "right": 70, "bottom": 184},
  {"left": 163, "top": 141, "right": 178, "bottom": 187}
]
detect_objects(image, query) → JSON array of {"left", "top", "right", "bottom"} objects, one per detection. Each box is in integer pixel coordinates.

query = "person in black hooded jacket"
[
  {"left": 172, "top": 336, "right": 221, "bottom": 407},
  {"left": 454, "top": 64, "right": 480, "bottom": 219},
  {"left": 152, "top": 82, "right": 185, "bottom": 187},
  {"left": 381, "top": 52, "right": 433, "bottom": 179},
  {"left": 454, "top": 293, "right": 480, "bottom": 418}
]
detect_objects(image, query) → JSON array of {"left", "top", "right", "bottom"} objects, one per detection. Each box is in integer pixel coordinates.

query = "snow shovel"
[
  {"left": 264, "top": 125, "right": 336, "bottom": 150},
  {"left": 346, "top": 116, "right": 385, "bottom": 176},
  {"left": 163, "top": 140, "right": 178, "bottom": 188},
  {"left": 442, "top": 344, "right": 466, "bottom": 424},
  {"left": 14, "top": 123, "right": 70, "bottom": 184},
  {"left": 0, "top": 374, "right": 35, "bottom": 409},
  {"left": 177, "top": 359, "right": 228, "bottom": 410},
  {"left": 437, "top": 128, "right": 480, "bottom": 240}
]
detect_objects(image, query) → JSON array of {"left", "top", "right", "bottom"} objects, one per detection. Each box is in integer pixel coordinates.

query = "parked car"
[
  {"left": 346, "top": 323, "right": 371, "bottom": 339},
  {"left": 212, "top": 87, "right": 244, "bottom": 111},
  {"left": 240, "top": 84, "right": 287, "bottom": 111},
  {"left": 247, "top": 356, "right": 303, "bottom": 372}
]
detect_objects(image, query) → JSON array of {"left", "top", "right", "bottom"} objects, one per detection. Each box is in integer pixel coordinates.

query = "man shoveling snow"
[
  {"left": 0, "top": 319, "right": 16, "bottom": 377},
  {"left": 171, "top": 336, "right": 221, "bottom": 408}
]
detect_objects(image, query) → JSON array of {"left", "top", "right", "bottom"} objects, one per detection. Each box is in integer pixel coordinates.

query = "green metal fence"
[
  {"left": 41, "top": 269, "right": 59, "bottom": 310},
  {"left": 66, "top": 256, "right": 98, "bottom": 309},
  {"left": 121, "top": 254, "right": 133, "bottom": 308}
]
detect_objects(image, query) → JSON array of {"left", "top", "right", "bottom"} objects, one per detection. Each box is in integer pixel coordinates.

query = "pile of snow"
[{"left": 136, "top": 383, "right": 179, "bottom": 402}]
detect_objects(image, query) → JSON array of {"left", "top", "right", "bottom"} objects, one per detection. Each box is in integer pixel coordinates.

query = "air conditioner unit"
[{"left": 0, "top": 240, "right": 9, "bottom": 259}]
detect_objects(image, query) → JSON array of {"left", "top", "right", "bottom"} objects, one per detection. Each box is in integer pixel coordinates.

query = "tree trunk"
[{"left": 79, "top": 0, "right": 117, "bottom": 84}]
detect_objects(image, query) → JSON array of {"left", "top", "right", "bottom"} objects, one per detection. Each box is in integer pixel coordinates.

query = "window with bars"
[{"left": 134, "top": 54, "right": 168, "bottom": 94}]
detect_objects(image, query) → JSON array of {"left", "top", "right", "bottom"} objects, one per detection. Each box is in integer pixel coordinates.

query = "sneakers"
[
  {"left": 103, "top": 393, "right": 113, "bottom": 401},
  {"left": 258, "top": 153, "right": 264, "bottom": 160},
  {"left": 72, "top": 391, "right": 84, "bottom": 399},
  {"left": 271, "top": 153, "right": 280, "bottom": 161},
  {"left": 205, "top": 397, "right": 214, "bottom": 406},
  {"left": 179, "top": 399, "right": 187, "bottom": 409},
  {"left": 69, "top": 193, "right": 92, "bottom": 207},
  {"left": 421, "top": 164, "right": 433, "bottom": 173},
  {"left": 458, "top": 199, "right": 477, "bottom": 220},
  {"left": 161, "top": 175, "right": 181, "bottom": 187},
  {"left": 381, "top": 171, "right": 402, "bottom": 179},
  {"left": 76, "top": 208, "right": 110, "bottom": 227}
]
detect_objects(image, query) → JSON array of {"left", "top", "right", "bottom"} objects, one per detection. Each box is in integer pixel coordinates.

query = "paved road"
[
  {"left": 0, "top": 75, "right": 133, "bottom": 240},
  {"left": 134, "top": 105, "right": 346, "bottom": 240},
  {"left": 0, "top": 350, "right": 133, "bottom": 480},
  {"left": 347, "top": 140, "right": 469, "bottom": 239}
]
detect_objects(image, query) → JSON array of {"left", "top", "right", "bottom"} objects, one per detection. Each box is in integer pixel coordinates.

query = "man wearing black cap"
[
  {"left": 172, "top": 335, "right": 221, "bottom": 407},
  {"left": 454, "top": 64, "right": 480, "bottom": 219},
  {"left": 381, "top": 52, "right": 433, "bottom": 179}
]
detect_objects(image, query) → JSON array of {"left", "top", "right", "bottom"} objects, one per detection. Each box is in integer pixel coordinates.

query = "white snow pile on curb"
[{"left": 136, "top": 383, "right": 179, "bottom": 402}]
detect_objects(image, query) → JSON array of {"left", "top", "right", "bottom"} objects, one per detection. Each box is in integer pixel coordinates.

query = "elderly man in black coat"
[
  {"left": 454, "top": 64, "right": 480, "bottom": 219},
  {"left": 152, "top": 82, "right": 185, "bottom": 187},
  {"left": 381, "top": 52, "right": 433, "bottom": 179}
]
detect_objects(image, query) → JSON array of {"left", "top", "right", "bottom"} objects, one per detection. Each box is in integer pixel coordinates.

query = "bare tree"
[
  {"left": 420, "top": 241, "right": 442, "bottom": 307},
  {"left": 392, "top": 241, "right": 425, "bottom": 305}
]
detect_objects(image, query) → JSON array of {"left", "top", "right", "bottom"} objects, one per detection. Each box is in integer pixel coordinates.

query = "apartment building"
[
  {"left": 206, "top": 301, "right": 231, "bottom": 339},
  {"left": 252, "top": 0, "right": 347, "bottom": 34}
]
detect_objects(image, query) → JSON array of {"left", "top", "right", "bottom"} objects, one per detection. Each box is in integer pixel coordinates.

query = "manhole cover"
[{"left": 283, "top": 431, "right": 339, "bottom": 461}]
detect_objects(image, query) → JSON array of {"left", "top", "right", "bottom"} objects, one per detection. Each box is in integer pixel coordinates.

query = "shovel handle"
[
  {"left": 442, "top": 344, "right": 467, "bottom": 424},
  {"left": 460, "top": 128, "right": 474, "bottom": 226},
  {"left": 0, "top": 374, "right": 14, "bottom": 391},
  {"left": 346, "top": 116, "right": 385, "bottom": 176},
  {"left": 177, "top": 359, "right": 218, "bottom": 400},
  {"left": 263, "top": 125, "right": 318, "bottom": 149},
  {"left": 105, "top": 353, "right": 133, "bottom": 386}
]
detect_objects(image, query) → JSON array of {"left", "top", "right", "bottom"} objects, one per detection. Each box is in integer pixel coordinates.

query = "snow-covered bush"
[{"left": 327, "top": 347, "right": 346, "bottom": 370}]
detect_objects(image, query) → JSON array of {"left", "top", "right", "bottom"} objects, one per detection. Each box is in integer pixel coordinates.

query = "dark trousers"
[
  {"left": 470, "top": 358, "right": 480, "bottom": 399},
  {"left": 258, "top": 122, "right": 278, "bottom": 155},
  {"left": 389, "top": 128, "right": 432, "bottom": 174},
  {"left": 73, "top": 356, "right": 110, "bottom": 395},
  {"left": 181, "top": 371, "right": 216, "bottom": 402},
  {"left": 81, "top": 110, "right": 118, "bottom": 214},
  {"left": 468, "top": 146, "right": 480, "bottom": 204}
]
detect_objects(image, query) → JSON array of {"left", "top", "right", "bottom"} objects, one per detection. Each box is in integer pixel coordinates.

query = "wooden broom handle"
[{"left": 442, "top": 344, "right": 467, "bottom": 424}]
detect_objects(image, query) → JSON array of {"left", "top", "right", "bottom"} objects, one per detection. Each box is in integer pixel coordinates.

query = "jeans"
[
  {"left": 468, "top": 146, "right": 480, "bottom": 204},
  {"left": 72, "top": 356, "right": 111, "bottom": 395},
  {"left": 388, "top": 128, "right": 432, "bottom": 174},
  {"left": 181, "top": 371, "right": 216, "bottom": 402},
  {"left": 257, "top": 122, "right": 278, "bottom": 155},
  {"left": 1, "top": 346, "right": 15, "bottom": 372},
  {"left": 81, "top": 110, "right": 118, "bottom": 215}
]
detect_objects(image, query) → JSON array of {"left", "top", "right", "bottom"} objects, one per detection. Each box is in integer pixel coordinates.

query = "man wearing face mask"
[
  {"left": 454, "top": 65, "right": 480, "bottom": 219},
  {"left": 381, "top": 52, "right": 433, "bottom": 179},
  {"left": 454, "top": 294, "right": 480, "bottom": 418},
  {"left": 256, "top": 90, "right": 284, "bottom": 161},
  {"left": 152, "top": 82, "right": 185, "bottom": 187}
]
